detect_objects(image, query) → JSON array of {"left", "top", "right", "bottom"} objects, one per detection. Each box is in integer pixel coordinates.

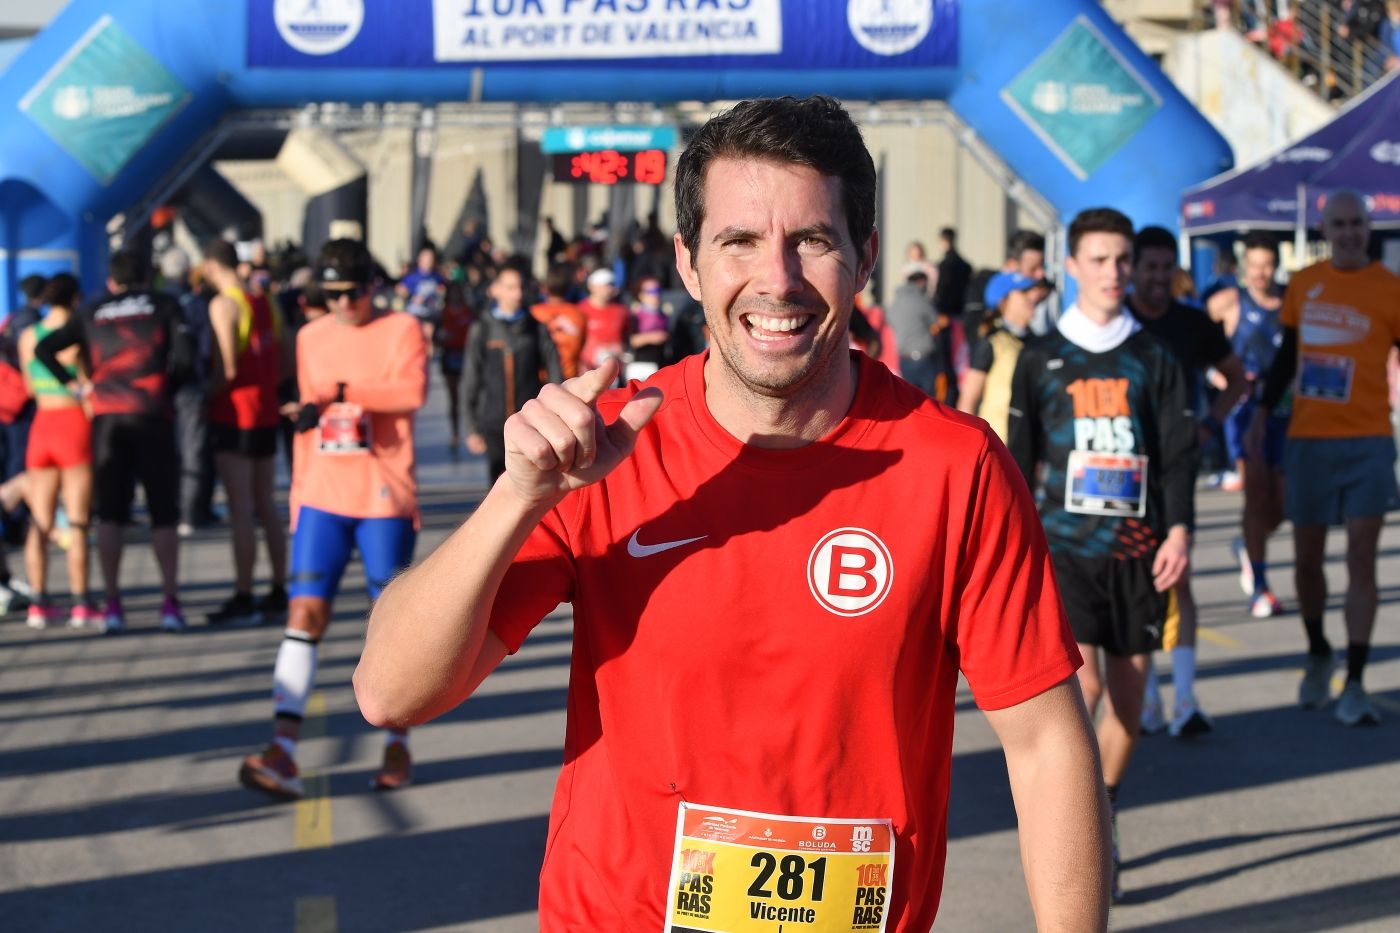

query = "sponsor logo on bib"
[{"left": 807, "top": 528, "right": 893, "bottom": 617}]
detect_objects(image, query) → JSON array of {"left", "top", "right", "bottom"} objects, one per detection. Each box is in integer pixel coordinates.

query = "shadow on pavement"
[
  {"left": 0, "top": 815, "right": 549, "bottom": 933},
  {"left": 1117, "top": 872, "right": 1400, "bottom": 931}
]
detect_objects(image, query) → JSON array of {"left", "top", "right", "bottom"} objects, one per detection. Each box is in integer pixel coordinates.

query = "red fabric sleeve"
[
  {"left": 488, "top": 501, "right": 578, "bottom": 654},
  {"left": 954, "top": 433, "right": 1081, "bottom": 711}
]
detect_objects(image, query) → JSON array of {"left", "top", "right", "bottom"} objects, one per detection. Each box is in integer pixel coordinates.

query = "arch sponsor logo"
[
  {"left": 847, "top": 0, "right": 934, "bottom": 57},
  {"left": 807, "top": 528, "right": 893, "bottom": 617},
  {"left": 275, "top": 0, "right": 364, "bottom": 56},
  {"left": 1371, "top": 141, "right": 1400, "bottom": 166}
]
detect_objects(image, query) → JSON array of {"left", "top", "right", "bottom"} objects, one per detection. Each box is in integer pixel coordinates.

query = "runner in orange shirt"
[
  {"left": 238, "top": 239, "right": 428, "bottom": 798},
  {"left": 530, "top": 264, "right": 588, "bottom": 379},
  {"left": 1249, "top": 190, "right": 1400, "bottom": 725}
]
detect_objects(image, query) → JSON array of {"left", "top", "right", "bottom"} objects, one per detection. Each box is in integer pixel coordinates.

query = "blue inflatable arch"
[{"left": 0, "top": 0, "right": 1231, "bottom": 300}]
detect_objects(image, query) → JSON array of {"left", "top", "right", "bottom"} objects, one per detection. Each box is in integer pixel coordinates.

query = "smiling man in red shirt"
[{"left": 355, "top": 96, "right": 1109, "bottom": 931}]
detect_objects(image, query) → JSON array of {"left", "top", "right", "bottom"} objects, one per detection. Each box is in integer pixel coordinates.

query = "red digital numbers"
[
  {"left": 634, "top": 149, "right": 666, "bottom": 185},
  {"left": 555, "top": 150, "right": 667, "bottom": 186}
]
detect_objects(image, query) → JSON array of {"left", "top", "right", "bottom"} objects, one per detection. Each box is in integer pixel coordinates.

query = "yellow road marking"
[
  {"left": 295, "top": 693, "right": 333, "bottom": 849},
  {"left": 294, "top": 896, "right": 338, "bottom": 933},
  {"left": 1197, "top": 626, "right": 1244, "bottom": 649}
]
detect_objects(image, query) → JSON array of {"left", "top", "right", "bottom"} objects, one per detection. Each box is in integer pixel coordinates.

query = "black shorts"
[
  {"left": 210, "top": 423, "right": 280, "bottom": 459},
  {"left": 92, "top": 414, "right": 180, "bottom": 527},
  {"left": 1051, "top": 551, "right": 1168, "bottom": 657}
]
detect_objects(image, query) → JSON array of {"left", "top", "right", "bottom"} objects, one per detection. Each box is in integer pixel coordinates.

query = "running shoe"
[
  {"left": 1249, "top": 590, "right": 1283, "bottom": 619},
  {"left": 1140, "top": 693, "right": 1167, "bottom": 735},
  {"left": 256, "top": 586, "right": 289, "bottom": 621},
  {"left": 206, "top": 592, "right": 262, "bottom": 627},
  {"left": 1219, "top": 471, "right": 1243, "bottom": 492},
  {"left": 102, "top": 598, "right": 126, "bottom": 635},
  {"left": 372, "top": 742, "right": 413, "bottom": 791},
  {"left": 1298, "top": 652, "right": 1337, "bottom": 709},
  {"left": 160, "top": 597, "right": 188, "bottom": 633},
  {"left": 1232, "top": 537, "right": 1253, "bottom": 596},
  {"left": 238, "top": 743, "right": 304, "bottom": 799},
  {"left": 68, "top": 602, "right": 99, "bottom": 629},
  {"left": 1168, "top": 696, "right": 1214, "bottom": 737},
  {"left": 1334, "top": 682, "right": 1381, "bottom": 727},
  {"left": 26, "top": 601, "right": 58, "bottom": 630}
]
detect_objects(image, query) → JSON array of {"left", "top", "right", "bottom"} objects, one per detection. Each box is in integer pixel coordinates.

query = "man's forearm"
[
  {"left": 993, "top": 683, "right": 1110, "bottom": 931},
  {"left": 353, "top": 478, "right": 556, "bottom": 729}
]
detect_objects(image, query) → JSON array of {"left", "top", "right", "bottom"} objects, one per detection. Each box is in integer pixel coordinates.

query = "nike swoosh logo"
[{"left": 627, "top": 530, "right": 707, "bottom": 558}]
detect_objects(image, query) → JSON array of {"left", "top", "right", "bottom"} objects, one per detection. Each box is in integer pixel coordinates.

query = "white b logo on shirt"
[{"left": 807, "top": 528, "right": 893, "bottom": 617}]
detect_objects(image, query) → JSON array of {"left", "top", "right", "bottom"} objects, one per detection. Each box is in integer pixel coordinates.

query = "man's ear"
[{"left": 674, "top": 233, "right": 702, "bottom": 302}]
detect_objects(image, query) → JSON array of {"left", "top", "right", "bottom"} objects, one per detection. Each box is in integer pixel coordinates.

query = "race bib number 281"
[{"left": 665, "top": 803, "right": 894, "bottom": 933}]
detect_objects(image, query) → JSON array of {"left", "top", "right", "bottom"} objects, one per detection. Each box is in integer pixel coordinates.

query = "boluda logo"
[
  {"left": 275, "top": 0, "right": 364, "bottom": 56},
  {"left": 847, "top": 0, "right": 934, "bottom": 57},
  {"left": 807, "top": 528, "right": 893, "bottom": 617}
]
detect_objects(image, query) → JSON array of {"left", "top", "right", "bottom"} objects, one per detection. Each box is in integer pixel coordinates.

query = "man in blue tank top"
[{"left": 1207, "top": 233, "right": 1289, "bottom": 618}]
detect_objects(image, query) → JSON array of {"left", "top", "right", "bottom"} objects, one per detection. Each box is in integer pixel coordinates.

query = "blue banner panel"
[
  {"left": 540, "top": 125, "right": 678, "bottom": 153},
  {"left": 247, "top": 0, "right": 958, "bottom": 71},
  {"left": 19, "top": 15, "right": 190, "bottom": 185},
  {"left": 1000, "top": 16, "right": 1161, "bottom": 182}
]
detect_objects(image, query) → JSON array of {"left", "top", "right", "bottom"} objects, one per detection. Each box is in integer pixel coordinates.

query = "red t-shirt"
[
  {"left": 490, "top": 351, "right": 1079, "bottom": 931},
  {"left": 576, "top": 298, "right": 630, "bottom": 370}
]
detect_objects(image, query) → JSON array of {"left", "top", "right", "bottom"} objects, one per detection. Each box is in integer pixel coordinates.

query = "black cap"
[{"left": 315, "top": 238, "right": 374, "bottom": 286}]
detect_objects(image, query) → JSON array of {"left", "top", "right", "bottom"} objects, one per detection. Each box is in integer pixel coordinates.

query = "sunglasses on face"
[{"left": 323, "top": 283, "right": 368, "bottom": 302}]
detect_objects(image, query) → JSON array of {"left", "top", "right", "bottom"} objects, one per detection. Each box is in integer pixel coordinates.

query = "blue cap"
[{"left": 984, "top": 271, "right": 1042, "bottom": 309}]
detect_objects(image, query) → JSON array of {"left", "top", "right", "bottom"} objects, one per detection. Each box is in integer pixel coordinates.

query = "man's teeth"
[{"left": 745, "top": 314, "right": 811, "bottom": 336}]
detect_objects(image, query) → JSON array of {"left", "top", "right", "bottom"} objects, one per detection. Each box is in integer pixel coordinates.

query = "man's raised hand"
[{"left": 502, "top": 358, "right": 663, "bottom": 508}]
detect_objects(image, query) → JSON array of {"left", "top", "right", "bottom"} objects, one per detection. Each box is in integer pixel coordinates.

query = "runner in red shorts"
[{"left": 17, "top": 274, "right": 95, "bottom": 629}]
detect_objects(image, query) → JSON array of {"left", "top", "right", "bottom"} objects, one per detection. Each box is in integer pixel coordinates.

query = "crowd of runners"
[{"left": 2, "top": 94, "right": 1397, "bottom": 924}]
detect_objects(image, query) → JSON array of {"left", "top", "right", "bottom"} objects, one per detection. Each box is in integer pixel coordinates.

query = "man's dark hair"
[
  {"left": 203, "top": 238, "right": 239, "bottom": 272},
  {"left": 544, "top": 263, "right": 573, "bottom": 299},
  {"left": 316, "top": 238, "right": 374, "bottom": 285},
  {"left": 40, "top": 273, "right": 80, "bottom": 309},
  {"left": 19, "top": 274, "right": 47, "bottom": 303},
  {"left": 674, "top": 95, "right": 876, "bottom": 265},
  {"left": 1132, "top": 225, "right": 1178, "bottom": 265},
  {"left": 1007, "top": 229, "right": 1045, "bottom": 260},
  {"left": 108, "top": 250, "right": 147, "bottom": 288},
  {"left": 939, "top": 227, "right": 957, "bottom": 245},
  {"left": 1068, "top": 208, "right": 1134, "bottom": 257},
  {"left": 1242, "top": 231, "right": 1279, "bottom": 260}
]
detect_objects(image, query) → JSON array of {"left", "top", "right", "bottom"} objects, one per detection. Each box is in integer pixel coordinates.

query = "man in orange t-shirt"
[
  {"left": 529, "top": 264, "right": 587, "bottom": 378},
  {"left": 238, "top": 239, "right": 428, "bottom": 799},
  {"left": 1249, "top": 191, "right": 1400, "bottom": 726}
]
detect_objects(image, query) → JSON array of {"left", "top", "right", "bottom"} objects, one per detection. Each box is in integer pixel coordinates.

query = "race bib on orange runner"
[
  {"left": 1298, "top": 352, "right": 1354, "bottom": 403},
  {"left": 665, "top": 803, "right": 894, "bottom": 933},
  {"left": 1065, "top": 451, "right": 1148, "bottom": 517},
  {"left": 318, "top": 402, "right": 371, "bottom": 454}
]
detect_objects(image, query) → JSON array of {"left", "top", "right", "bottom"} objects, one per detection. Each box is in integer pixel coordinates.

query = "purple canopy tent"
[{"left": 1181, "top": 69, "right": 1400, "bottom": 255}]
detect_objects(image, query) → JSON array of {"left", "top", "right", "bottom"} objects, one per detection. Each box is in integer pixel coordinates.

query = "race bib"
[
  {"left": 318, "top": 402, "right": 371, "bottom": 454},
  {"left": 1065, "top": 451, "right": 1148, "bottom": 517},
  {"left": 1298, "top": 352, "right": 1354, "bottom": 403},
  {"left": 665, "top": 803, "right": 894, "bottom": 933}
]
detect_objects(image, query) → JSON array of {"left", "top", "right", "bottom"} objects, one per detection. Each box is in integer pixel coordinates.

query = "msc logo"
[
  {"left": 807, "top": 528, "right": 893, "bottom": 617},
  {"left": 276, "top": 0, "right": 364, "bottom": 56},
  {"left": 851, "top": 825, "right": 875, "bottom": 853}
]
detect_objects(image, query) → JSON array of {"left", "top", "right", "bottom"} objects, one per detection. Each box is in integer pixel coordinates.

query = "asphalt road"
[{"left": 2, "top": 373, "right": 1397, "bottom": 932}]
